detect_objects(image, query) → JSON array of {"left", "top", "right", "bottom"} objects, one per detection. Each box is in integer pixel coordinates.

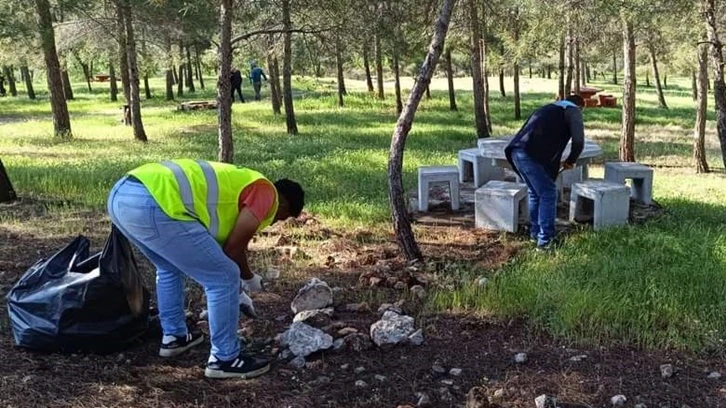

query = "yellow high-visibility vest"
[{"left": 128, "top": 159, "right": 278, "bottom": 244}]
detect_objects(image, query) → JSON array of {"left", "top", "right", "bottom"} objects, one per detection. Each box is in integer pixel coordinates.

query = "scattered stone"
[
  {"left": 569, "top": 354, "right": 588, "bottom": 362},
  {"left": 410, "top": 285, "right": 426, "bottom": 299},
  {"left": 354, "top": 366, "right": 366, "bottom": 374},
  {"left": 476, "top": 277, "right": 488, "bottom": 287},
  {"left": 369, "top": 277, "right": 383, "bottom": 286},
  {"left": 340, "top": 363, "right": 350, "bottom": 370},
  {"left": 331, "top": 286, "right": 344, "bottom": 294},
  {"left": 374, "top": 374, "right": 387, "bottom": 382},
  {"left": 449, "top": 368, "right": 462, "bottom": 377},
  {"left": 465, "top": 386, "right": 489, "bottom": 408},
  {"left": 370, "top": 311, "right": 416, "bottom": 347},
  {"left": 199, "top": 309, "right": 208, "bottom": 320},
  {"left": 377, "top": 303, "right": 403, "bottom": 315},
  {"left": 292, "top": 308, "right": 334, "bottom": 328},
  {"left": 355, "top": 380, "right": 368, "bottom": 388},
  {"left": 395, "top": 281, "right": 407, "bottom": 290},
  {"left": 280, "top": 349, "right": 293, "bottom": 360},
  {"left": 611, "top": 395, "right": 627, "bottom": 406},
  {"left": 275, "top": 315, "right": 287, "bottom": 322},
  {"left": 431, "top": 364, "right": 446, "bottom": 374},
  {"left": 439, "top": 387, "right": 454, "bottom": 402},
  {"left": 535, "top": 394, "right": 557, "bottom": 408},
  {"left": 660, "top": 364, "right": 674, "bottom": 379},
  {"left": 343, "top": 302, "right": 370, "bottom": 312},
  {"left": 332, "top": 338, "right": 344, "bottom": 350},
  {"left": 279, "top": 322, "right": 334, "bottom": 357},
  {"left": 408, "top": 329, "right": 425, "bottom": 346},
  {"left": 338, "top": 327, "right": 358, "bottom": 336},
  {"left": 514, "top": 352, "right": 528, "bottom": 364},
  {"left": 440, "top": 379, "right": 454, "bottom": 386},
  {"left": 316, "top": 376, "right": 331, "bottom": 384},
  {"left": 290, "top": 278, "right": 333, "bottom": 314},
  {"left": 344, "top": 333, "right": 373, "bottom": 351},
  {"left": 634, "top": 404, "right": 648, "bottom": 408},
  {"left": 289, "top": 356, "right": 306, "bottom": 369},
  {"left": 708, "top": 371, "right": 722, "bottom": 379},
  {"left": 416, "top": 392, "right": 431, "bottom": 407},
  {"left": 493, "top": 388, "right": 505, "bottom": 399}
]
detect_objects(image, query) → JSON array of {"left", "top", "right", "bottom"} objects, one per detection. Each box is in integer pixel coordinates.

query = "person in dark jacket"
[
  {"left": 230, "top": 68, "right": 245, "bottom": 103},
  {"left": 248, "top": 62, "right": 267, "bottom": 101},
  {"left": 504, "top": 94, "right": 585, "bottom": 250}
]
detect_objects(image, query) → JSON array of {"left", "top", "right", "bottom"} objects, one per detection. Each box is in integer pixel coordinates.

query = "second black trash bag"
[{"left": 6, "top": 226, "right": 152, "bottom": 354}]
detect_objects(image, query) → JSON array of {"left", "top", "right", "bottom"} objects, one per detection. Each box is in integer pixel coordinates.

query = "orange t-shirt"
[{"left": 238, "top": 179, "right": 277, "bottom": 223}]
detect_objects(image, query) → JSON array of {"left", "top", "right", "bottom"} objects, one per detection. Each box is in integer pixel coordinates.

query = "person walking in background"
[
  {"left": 230, "top": 67, "right": 245, "bottom": 103},
  {"left": 249, "top": 61, "right": 267, "bottom": 101}
]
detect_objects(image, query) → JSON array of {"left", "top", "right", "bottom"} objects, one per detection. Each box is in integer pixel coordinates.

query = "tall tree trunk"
[
  {"left": 389, "top": 0, "right": 455, "bottom": 262},
  {"left": 282, "top": 0, "right": 298, "bottom": 135},
  {"left": 73, "top": 53, "right": 92, "bottom": 93},
  {"left": 121, "top": 0, "right": 147, "bottom": 142},
  {"left": 565, "top": 26, "right": 573, "bottom": 96},
  {"left": 172, "top": 65, "right": 178, "bottom": 84},
  {"left": 267, "top": 51, "right": 282, "bottom": 114},
  {"left": 0, "top": 159, "right": 17, "bottom": 203},
  {"left": 336, "top": 36, "right": 346, "bottom": 107},
  {"left": 164, "top": 36, "right": 174, "bottom": 101},
  {"left": 528, "top": 61, "right": 532, "bottom": 78},
  {"left": 363, "top": 43, "right": 375, "bottom": 93},
  {"left": 375, "top": 34, "right": 384, "bottom": 99},
  {"left": 470, "top": 0, "right": 489, "bottom": 138},
  {"left": 195, "top": 45, "right": 205, "bottom": 90},
  {"left": 481, "top": 7, "right": 491, "bottom": 132},
  {"left": 3, "top": 66, "right": 17, "bottom": 96},
  {"left": 585, "top": 62, "right": 591, "bottom": 83},
  {"left": 186, "top": 45, "right": 195, "bottom": 92},
  {"left": 695, "top": 40, "right": 710, "bottom": 173},
  {"left": 109, "top": 60, "right": 118, "bottom": 101},
  {"left": 177, "top": 42, "right": 185, "bottom": 97},
  {"left": 620, "top": 17, "right": 636, "bottom": 162},
  {"left": 612, "top": 50, "right": 618, "bottom": 85},
  {"left": 513, "top": 62, "right": 521, "bottom": 120},
  {"left": 498, "top": 68, "right": 505, "bottom": 97},
  {"left": 117, "top": 4, "right": 130, "bottom": 104},
  {"left": 393, "top": 52, "right": 402, "bottom": 114},
  {"left": 34, "top": 0, "right": 71, "bottom": 138},
  {"left": 547, "top": 64, "right": 552, "bottom": 79},
  {"left": 646, "top": 71, "right": 650, "bottom": 87},
  {"left": 445, "top": 47, "right": 457, "bottom": 111},
  {"left": 217, "top": 0, "right": 233, "bottom": 162},
  {"left": 61, "top": 65, "right": 74, "bottom": 100},
  {"left": 558, "top": 34, "right": 565, "bottom": 98},
  {"left": 425, "top": 85, "right": 431, "bottom": 99},
  {"left": 144, "top": 74, "right": 151, "bottom": 99},
  {"left": 20, "top": 66, "right": 35, "bottom": 99},
  {"left": 692, "top": 69, "right": 698, "bottom": 101},
  {"left": 663, "top": 74, "right": 667, "bottom": 88},
  {"left": 272, "top": 55, "right": 283, "bottom": 108},
  {"left": 703, "top": 0, "right": 726, "bottom": 170},
  {"left": 648, "top": 44, "right": 668, "bottom": 109},
  {"left": 574, "top": 37, "right": 581, "bottom": 94}
]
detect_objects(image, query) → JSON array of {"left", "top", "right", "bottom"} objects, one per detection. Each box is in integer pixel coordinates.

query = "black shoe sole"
[
  {"left": 204, "top": 363, "right": 271, "bottom": 379},
  {"left": 159, "top": 335, "right": 204, "bottom": 358}
]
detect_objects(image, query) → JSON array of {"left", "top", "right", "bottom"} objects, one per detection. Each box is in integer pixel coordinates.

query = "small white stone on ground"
[
  {"left": 355, "top": 366, "right": 366, "bottom": 374},
  {"left": 660, "top": 364, "right": 674, "bottom": 378},
  {"left": 290, "top": 278, "right": 333, "bottom": 314},
  {"left": 415, "top": 392, "right": 430, "bottom": 407},
  {"left": 332, "top": 338, "right": 344, "bottom": 350},
  {"left": 493, "top": 388, "right": 505, "bottom": 398},
  {"left": 535, "top": 394, "right": 557, "bottom": 408},
  {"left": 377, "top": 303, "right": 403, "bottom": 315},
  {"left": 431, "top": 364, "right": 446, "bottom": 374},
  {"left": 477, "top": 277, "right": 488, "bottom": 287},
  {"left": 340, "top": 363, "right": 350, "bottom": 370},
  {"left": 611, "top": 394, "right": 627, "bottom": 406},
  {"left": 408, "top": 329, "right": 424, "bottom": 346},
  {"left": 279, "top": 322, "right": 334, "bottom": 357},
  {"left": 370, "top": 311, "right": 416, "bottom": 346},
  {"left": 440, "top": 379, "right": 454, "bottom": 386},
  {"left": 374, "top": 374, "right": 387, "bottom": 382},
  {"left": 355, "top": 380, "right": 367, "bottom": 388},
  {"left": 410, "top": 285, "right": 426, "bottom": 299},
  {"left": 708, "top": 371, "right": 722, "bottom": 379},
  {"left": 569, "top": 354, "right": 588, "bottom": 362},
  {"left": 633, "top": 404, "right": 648, "bottom": 408},
  {"left": 449, "top": 368, "right": 462, "bottom": 376},
  {"left": 514, "top": 352, "right": 528, "bottom": 363}
]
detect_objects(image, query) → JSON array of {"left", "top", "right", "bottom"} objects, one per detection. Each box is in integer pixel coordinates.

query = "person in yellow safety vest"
[{"left": 107, "top": 159, "right": 305, "bottom": 379}]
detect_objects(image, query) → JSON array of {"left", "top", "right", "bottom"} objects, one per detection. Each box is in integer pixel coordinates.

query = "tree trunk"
[
  {"left": 663, "top": 74, "right": 667, "bottom": 88},
  {"left": 470, "top": 0, "right": 489, "bottom": 138},
  {"left": 3, "top": 66, "right": 17, "bottom": 96},
  {"left": 646, "top": 71, "right": 650, "bottom": 87},
  {"left": 144, "top": 74, "right": 151, "bottom": 99},
  {"left": 528, "top": 61, "right": 532, "bottom": 78},
  {"left": 363, "top": 43, "right": 374, "bottom": 93},
  {"left": 186, "top": 45, "right": 195, "bottom": 93},
  {"left": 547, "top": 64, "right": 552, "bottom": 79},
  {"left": 117, "top": 4, "right": 130, "bottom": 104},
  {"left": 336, "top": 36, "right": 345, "bottom": 107},
  {"left": 121, "top": 0, "right": 147, "bottom": 142},
  {"left": 164, "top": 36, "right": 174, "bottom": 101},
  {"left": 703, "top": 0, "right": 726, "bottom": 170},
  {"left": 558, "top": 34, "right": 565, "bottom": 98},
  {"left": 109, "top": 60, "right": 118, "bottom": 101},
  {"left": 695, "top": 40, "right": 710, "bottom": 173},
  {"left": 74, "top": 53, "right": 92, "bottom": 93},
  {"left": 648, "top": 45, "right": 667, "bottom": 109},
  {"left": 272, "top": 54, "right": 283, "bottom": 108},
  {"left": 620, "top": 17, "right": 636, "bottom": 162},
  {"left": 565, "top": 26, "right": 573, "bottom": 96},
  {"left": 585, "top": 61, "right": 590, "bottom": 84},
  {"left": 282, "top": 0, "right": 298, "bottom": 135},
  {"left": 177, "top": 42, "right": 185, "bottom": 98},
  {"left": 445, "top": 47, "right": 457, "bottom": 111},
  {"left": 217, "top": 0, "right": 233, "bottom": 162},
  {"left": 481, "top": 6, "right": 491, "bottom": 132},
  {"left": 0, "top": 159, "right": 17, "bottom": 203},
  {"left": 35, "top": 0, "right": 71, "bottom": 138},
  {"left": 692, "top": 69, "right": 697, "bottom": 101},
  {"left": 574, "top": 37, "right": 580, "bottom": 94},
  {"left": 425, "top": 85, "right": 431, "bottom": 99},
  {"left": 172, "top": 65, "right": 178, "bottom": 84},
  {"left": 389, "top": 0, "right": 456, "bottom": 262},
  {"left": 20, "top": 66, "right": 35, "bottom": 99},
  {"left": 61, "top": 66, "right": 74, "bottom": 100},
  {"left": 513, "top": 62, "right": 521, "bottom": 119},
  {"left": 393, "top": 53, "right": 402, "bottom": 114},
  {"left": 195, "top": 45, "right": 205, "bottom": 90},
  {"left": 498, "top": 68, "right": 505, "bottom": 97},
  {"left": 612, "top": 50, "right": 618, "bottom": 85},
  {"left": 267, "top": 52, "right": 282, "bottom": 114},
  {"left": 375, "top": 34, "right": 384, "bottom": 99}
]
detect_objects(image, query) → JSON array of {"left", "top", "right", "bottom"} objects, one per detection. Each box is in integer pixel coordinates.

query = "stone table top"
[{"left": 477, "top": 136, "right": 603, "bottom": 163}]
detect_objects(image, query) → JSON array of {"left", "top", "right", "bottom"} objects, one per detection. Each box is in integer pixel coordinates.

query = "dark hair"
[
  {"left": 275, "top": 179, "right": 305, "bottom": 217},
  {"left": 566, "top": 94, "right": 585, "bottom": 107}
]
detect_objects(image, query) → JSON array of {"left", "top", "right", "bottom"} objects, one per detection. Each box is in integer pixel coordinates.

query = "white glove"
[
  {"left": 238, "top": 290, "right": 258, "bottom": 319},
  {"left": 241, "top": 273, "right": 264, "bottom": 293}
]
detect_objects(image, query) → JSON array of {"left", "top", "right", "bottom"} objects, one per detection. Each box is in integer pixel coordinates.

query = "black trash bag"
[{"left": 6, "top": 226, "right": 152, "bottom": 354}]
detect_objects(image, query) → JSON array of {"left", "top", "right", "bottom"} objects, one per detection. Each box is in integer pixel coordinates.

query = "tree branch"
[{"left": 230, "top": 25, "right": 331, "bottom": 45}]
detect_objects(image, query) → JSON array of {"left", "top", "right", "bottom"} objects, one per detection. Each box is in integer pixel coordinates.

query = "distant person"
[
  {"left": 0, "top": 72, "right": 6, "bottom": 97},
  {"left": 248, "top": 61, "right": 267, "bottom": 101},
  {"left": 107, "top": 159, "right": 305, "bottom": 379},
  {"left": 504, "top": 94, "right": 585, "bottom": 250},
  {"left": 230, "top": 68, "right": 245, "bottom": 103}
]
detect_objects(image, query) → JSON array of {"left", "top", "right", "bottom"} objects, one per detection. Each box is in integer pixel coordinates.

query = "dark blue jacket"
[{"left": 505, "top": 100, "right": 585, "bottom": 180}]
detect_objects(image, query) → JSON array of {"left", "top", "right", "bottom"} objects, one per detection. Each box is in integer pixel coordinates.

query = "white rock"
[
  {"left": 408, "top": 329, "right": 424, "bottom": 346},
  {"left": 660, "top": 364, "right": 674, "bottom": 378},
  {"left": 354, "top": 366, "right": 366, "bottom": 374},
  {"left": 355, "top": 380, "right": 367, "bottom": 388},
  {"left": 377, "top": 303, "right": 403, "bottom": 315},
  {"left": 279, "top": 322, "right": 334, "bottom": 357},
  {"left": 493, "top": 388, "right": 505, "bottom": 398},
  {"left": 514, "top": 352, "right": 528, "bottom": 363},
  {"left": 374, "top": 374, "right": 387, "bottom": 382},
  {"left": 633, "top": 404, "right": 648, "bottom": 408},
  {"left": 708, "top": 371, "right": 722, "bottom": 379},
  {"left": 290, "top": 278, "right": 333, "bottom": 314},
  {"left": 289, "top": 355, "right": 306, "bottom": 369},
  {"left": 292, "top": 308, "right": 334, "bottom": 328},
  {"left": 477, "top": 277, "right": 488, "bottom": 287},
  {"left": 199, "top": 309, "right": 208, "bottom": 320},
  {"left": 569, "top": 354, "right": 588, "bottom": 362},
  {"left": 611, "top": 394, "right": 627, "bottom": 406},
  {"left": 535, "top": 394, "right": 557, "bottom": 408},
  {"left": 340, "top": 363, "right": 350, "bottom": 370},
  {"left": 449, "top": 368, "right": 462, "bottom": 376},
  {"left": 431, "top": 364, "right": 446, "bottom": 374},
  {"left": 440, "top": 379, "right": 454, "bottom": 386},
  {"left": 416, "top": 392, "right": 430, "bottom": 407},
  {"left": 370, "top": 311, "right": 416, "bottom": 347},
  {"left": 410, "top": 285, "right": 426, "bottom": 299},
  {"left": 332, "top": 338, "right": 344, "bottom": 350}
]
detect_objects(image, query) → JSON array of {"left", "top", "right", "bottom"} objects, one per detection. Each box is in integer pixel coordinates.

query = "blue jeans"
[
  {"left": 107, "top": 176, "right": 240, "bottom": 361},
  {"left": 510, "top": 148, "right": 557, "bottom": 246}
]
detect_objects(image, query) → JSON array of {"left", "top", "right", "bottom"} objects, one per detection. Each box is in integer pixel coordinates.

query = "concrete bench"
[
  {"left": 475, "top": 181, "right": 528, "bottom": 232},
  {"left": 604, "top": 162, "right": 653, "bottom": 204},
  {"left": 458, "top": 148, "right": 503, "bottom": 188},
  {"left": 569, "top": 179, "right": 630, "bottom": 231},
  {"left": 418, "top": 166, "right": 460, "bottom": 212}
]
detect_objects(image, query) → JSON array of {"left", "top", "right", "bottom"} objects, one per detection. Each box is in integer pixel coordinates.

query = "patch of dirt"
[{"left": 0, "top": 201, "right": 718, "bottom": 408}]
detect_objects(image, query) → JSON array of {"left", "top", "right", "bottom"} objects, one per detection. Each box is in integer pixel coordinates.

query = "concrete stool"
[
  {"left": 569, "top": 179, "right": 630, "bottom": 231},
  {"left": 418, "top": 166, "right": 460, "bottom": 212},
  {"left": 458, "top": 148, "right": 503, "bottom": 188},
  {"left": 475, "top": 181, "right": 528, "bottom": 232},
  {"left": 604, "top": 162, "right": 654, "bottom": 204}
]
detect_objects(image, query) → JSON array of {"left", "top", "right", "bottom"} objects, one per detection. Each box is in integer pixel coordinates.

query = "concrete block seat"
[
  {"left": 475, "top": 180, "right": 528, "bottom": 232},
  {"left": 458, "top": 148, "right": 503, "bottom": 188},
  {"left": 604, "top": 161, "right": 654, "bottom": 204},
  {"left": 418, "top": 166, "right": 460, "bottom": 212},
  {"left": 569, "top": 179, "right": 630, "bottom": 230}
]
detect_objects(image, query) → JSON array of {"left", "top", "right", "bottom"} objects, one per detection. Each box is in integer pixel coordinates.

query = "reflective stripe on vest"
[{"left": 160, "top": 160, "right": 221, "bottom": 238}]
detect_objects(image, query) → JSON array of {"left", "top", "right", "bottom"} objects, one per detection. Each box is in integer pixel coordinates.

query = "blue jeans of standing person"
[
  {"left": 107, "top": 176, "right": 240, "bottom": 361},
  {"left": 510, "top": 148, "right": 557, "bottom": 247}
]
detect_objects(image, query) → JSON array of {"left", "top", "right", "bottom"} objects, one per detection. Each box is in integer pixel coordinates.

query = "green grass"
[{"left": 2, "top": 74, "right": 726, "bottom": 351}]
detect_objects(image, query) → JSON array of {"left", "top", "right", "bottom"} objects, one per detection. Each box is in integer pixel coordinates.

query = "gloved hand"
[
  {"left": 241, "top": 273, "right": 264, "bottom": 293},
  {"left": 238, "top": 290, "right": 258, "bottom": 319}
]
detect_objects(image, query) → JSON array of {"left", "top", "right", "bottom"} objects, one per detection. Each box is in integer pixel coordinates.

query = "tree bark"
[
  {"left": 389, "top": 0, "right": 456, "bottom": 262},
  {"left": 3, "top": 66, "right": 17, "bottom": 96},
  {"left": 445, "top": 47, "right": 457, "bottom": 111},
  {"left": 469, "top": 0, "right": 489, "bottom": 138},
  {"left": 513, "top": 62, "right": 521, "bottom": 119},
  {"left": 144, "top": 74, "right": 151, "bottom": 99},
  {"left": 481, "top": 7, "right": 491, "bottom": 132},
  {"left": 217, "top": 0, "right": 234, "bottom": 162},
  {"left": 393, "top": 53, "right": 402, "bottom": 114},
  {"left": 20, "top": 66, "right": 35, "bottom": 99},
  {"left": 61, "top": 66, "right": 74, "bottom": 100},
  {"left": 121, "top": 0, "right": 147, "bottom": 142},
  {"left": 73, "top": 53, "right": 92, "bottom": 93},
  {"left": 703, "top": 0, "right": 726, "bottom": 170},
  {"left": 375, "top": 34, "right": 384, "bottom": 99},
  {"left": 267, "top": 51, "right": 282, "bottom": 114},
  {"left": 692, "top": 69, "right": 697, "bottom": 101},
  {"left": 498, "top": 68, "right": 505, "bottom": 97},
  {"left": 547, "top": 64, "right": 552, "bottom": 79},
  {"left": 558, "top": 34, "right": 565, "bottom": 98},
  {"left": 164, "top": 36, "right": 174, "bottom": 101},
  {"left": 195, "top": 46, "right": 205, "bottom": 90},
  {"left": 695, "top": 40, "right": 710, "bottom": 173},
  {"left": 109, "top": 60, "right": 118, "bottom": 101},
  {"left": 620, "top": 16, "right": 636, "bottom": 162},
  {"left": 574, "top": 37, "right": 580, "bottom": 94},
  {"left": 35, "top": 0, "right": 71, "bottom": 138},
  {"left": 648, "top": 45, "right": 668, "bottom": 109},
  {"left": 177, "top": 42, "right": 185, "bottom": 97},
  {"left": 645, "top": 71, "right": 650, "bottom": 87},
  {"left": 336, "top": 36, "right": 346, "bottom": 107},
  {"left": 117, "top": 4, "right": 130, "bottom": 104},
  {"left": 186, "top": 45, "right": 195, "bottom": 93},
  {"left": 272, "top": 54, "right": 283, "bottom": 108},
  {"left": 282, "top": 0, "right": 298, "bottom": 135},
  {"left": 363, "top": 43, "right": 375, "bottom": 93},
  {"left": 565, "top": 26, "right": 573, "bottom": 96},
  {"left": 612, "top": 50, "right": 618, "bottom": 85},
  {"left": 0, "top": 159, "right": 17, "bottom": 203}
]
